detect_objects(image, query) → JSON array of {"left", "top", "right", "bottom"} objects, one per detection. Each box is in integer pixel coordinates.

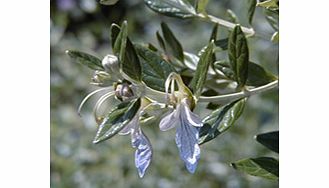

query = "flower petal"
[
  {"left": 181, "top": 102, "right": 203, "bottom": 127},
  {"left": 159, "top": 109, "right": 179, "bottom": 131},
  {"left": 175, "top": 120, "right": 201, "bottom": 173},
  {"left": 131, "top": 127, "right": 152, "bottom": 178}
]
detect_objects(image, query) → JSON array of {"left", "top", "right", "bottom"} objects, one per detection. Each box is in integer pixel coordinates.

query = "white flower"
[
  {"left": 159, "top": 73, "right": 203, "bottom": 173},
  {"left": 119, "top": 109, "right": 152, "bottom": 178}
]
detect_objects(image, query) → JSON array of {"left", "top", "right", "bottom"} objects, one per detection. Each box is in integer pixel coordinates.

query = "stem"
[
  {"left": 143, "top": 80, "right": 278, "bottom": 104},
  {"left": 197, "top": 14, "right": 255, "bottom": 36}
]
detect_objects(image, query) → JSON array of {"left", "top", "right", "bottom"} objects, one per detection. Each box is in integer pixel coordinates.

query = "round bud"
[{"left": 102, "top": 54, "right": 119, "bottom": 73}]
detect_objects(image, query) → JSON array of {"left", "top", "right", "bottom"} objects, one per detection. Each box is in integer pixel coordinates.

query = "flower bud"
[
  {"left": 102, "top": 54, "right": 119, "bottom": 73},
  {"left": 115, "top": 83, "right": 134, "bottom": 101},
  {"left": 91, "top": 71, "right": 113, "bottom": 86}
]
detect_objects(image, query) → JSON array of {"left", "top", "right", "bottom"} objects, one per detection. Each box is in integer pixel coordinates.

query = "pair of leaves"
[
  {"left": 231, "top": 157, "right": 279, "bottom": 180},
  {"left": 189, "top": 41, "right": 215, "bottom": 99},
  {"left": 228, "top": 25, "right": 249, "bottom": 88},
  {"left": 93, "top": 98, "right": 141, "bottom": 144},
  {"left": 196, "top": 0, "right": 209, "bottom": 14},
  {"left": 232, "top": 131, "right": 279, "bottom": 179},
  {"left": 110, "top": 21, "right": 142, "bottom": 82},
  {"left": 134, "top": 44, "right": 176, "bottom": 91},
  {"left": 66, "top": 50, "right": 104, "bottom": 71},
  {"left": 144, "top": 0, "right": 196, "bottom": 19},
  {"left": 198, "top": 98, "right": 247, "bottom": 145},
  {"left": 156, "top": 22, "right": 185, "bottom": 63},
  {"left": 257, "top": 0, "right": 279, "bottom": 10}
]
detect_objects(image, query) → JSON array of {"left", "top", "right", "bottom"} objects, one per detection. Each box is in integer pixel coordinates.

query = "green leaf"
[
  {"left": 271, "top": 31, "right": 279, "bottom": 43},
  {"left": 144, "top": 0, "right": 196, "bottom": 19},
  {"left": 199, "top": 98, "right": 246, "bottom": 145},
  {"left": 209, "top": 24, "right": 218, "bottom": 62},
  {"left": 247, "top": 62, "right": 277, "bottom": 86},
  {"left": 197, "top": 0, "right": 209, "bottom": 14},
  {"left": 228, "top": 25, "right": 249, "bottom": 87},
  {"left": 231, "top": 157, "right": 279, "bottom": 180},
  {"left": 214, "top": 38, "right": 228, "bottom": 50},
  {"left": 135, "top": 44, "right": 176, "bottom": 91},
  {"left": 66, "top": 50, "right": 104, "bottom": 70},
  {"left": 161, "top": 22, "right": 184, "bottom": 62},
  {"left": 189, "top": 41, "right": 214, "bottom": 98},
  {"left": 93, "top": 98, "right": 141, "bottom": 144},
  {"left": 248, "top": 0, "right": 257, "bottom": 24},
  {"left": 156, "top": 31, "right": 166, "bottom": 51},
  {"left": 255, "top": 131, "right": 279, "bottom": 153},
  {"left": 113, "top": 21, "right": 128, "bottom": 63},
  {"left": 121, "top": 38, "right": 142, "bottom": 81},
  {"left": 100, "top": 0, "right": 119, "bottom": 5},
  {"left": 213, "top": 60, "right": 234, "bottom": 79},
  {"left": 257, "top": 0, "right": 279, "bottom": 9},
  {"left": 110, "top": 23, "right": 121, "bottom": 49}
]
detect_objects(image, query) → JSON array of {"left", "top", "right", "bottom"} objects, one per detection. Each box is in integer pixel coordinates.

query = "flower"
[
  {"left": 159, "top": 73, "right": 203, "bottom": 173},
  {"left": 119, "top": 108, "right": 152, "bottom": 178}
]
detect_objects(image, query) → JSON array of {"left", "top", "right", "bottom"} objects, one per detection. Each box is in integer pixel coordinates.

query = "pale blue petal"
[
  {"left": 131, "top": 127, "right": 152, "bottom": 178},
  {"left": 159, "top": 109, "right": 179, "bottom": 131},
  {"left": 181, "top": 102, "right": 203, "bottom": 127},
  {"left": 175, "top": 120, "right": 201, "bottom": 173}
]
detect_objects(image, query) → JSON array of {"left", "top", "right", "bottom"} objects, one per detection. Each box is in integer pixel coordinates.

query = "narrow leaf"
[
  {"left": 246, "top": 62, "right": 277, "bottom": 86},
  {"left": 161, "top": 22, "right": 184, "bottom": 62},
  {"left": 122, "top": 38, "right": 142, "bottom": 81},
  {"left": 156, "top": 31, "right": 166, "bottom": 51},
  {"left": 113, "top": 21, "right": 128, "bottom": 63},
  {"left": 248, "top": 0, "right": 257, "bottom": 24},
  {"left": 199, "top": 98, "right": 246, "bottom": 145},
  {"left": 93, "top": 98, "right": 141, "bottom": 144},
  {"left": 144, "top": 0, "right": 196, "bottom": 19},
  {"left": 66, "top": 50, "right": 104, "bottom": 70},
  {"left": 255, "top": 131, "right": 279, "bottom": 153},
  {"left": 231, "top": 157, "right": 279, "bottom": 180},
  {"left": 110, "top": 23, "right": 121, "bottom": 49},
  {"left": 189, "top": 41, "right": 214, "bottom": 98},
  {"left": 135, "top": 44, "right": 176, "bottom": 91},
  {"left": 228, "top": 25, "right": 249, "bottom": 87}
]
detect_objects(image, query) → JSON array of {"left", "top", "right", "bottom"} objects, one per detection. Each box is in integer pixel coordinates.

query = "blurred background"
[{"left": 50, "top": 0, "right": 278, "bottom": 187}]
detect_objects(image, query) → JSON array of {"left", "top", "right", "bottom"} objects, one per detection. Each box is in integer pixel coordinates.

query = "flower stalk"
[{"left": 144, "top": 80, "right": 278, "bottom": 104}]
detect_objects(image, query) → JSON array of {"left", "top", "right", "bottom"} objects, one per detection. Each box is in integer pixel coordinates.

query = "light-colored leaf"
[{"left": 144, "top": 0, "right": 196, "bottom": 18}]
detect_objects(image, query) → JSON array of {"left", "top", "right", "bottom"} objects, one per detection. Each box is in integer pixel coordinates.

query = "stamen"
[
  {"left": 78, "top": 87, "right": 112, "bottom": 116},
  {"left": 93, "top": 91, "right": 115, "bottom": 123}
]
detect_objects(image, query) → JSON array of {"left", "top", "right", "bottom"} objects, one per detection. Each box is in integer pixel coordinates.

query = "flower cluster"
[{"left": 78, "top": 54, "right": 204, "bottom": 177}]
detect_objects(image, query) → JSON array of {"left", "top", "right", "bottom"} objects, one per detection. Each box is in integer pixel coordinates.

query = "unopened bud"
[
  {"left": 115, "top": 83, "right": 134, "bottom": 101},
  {"left": 102, "top": 54, "right": 119, "bottom": 73}
]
